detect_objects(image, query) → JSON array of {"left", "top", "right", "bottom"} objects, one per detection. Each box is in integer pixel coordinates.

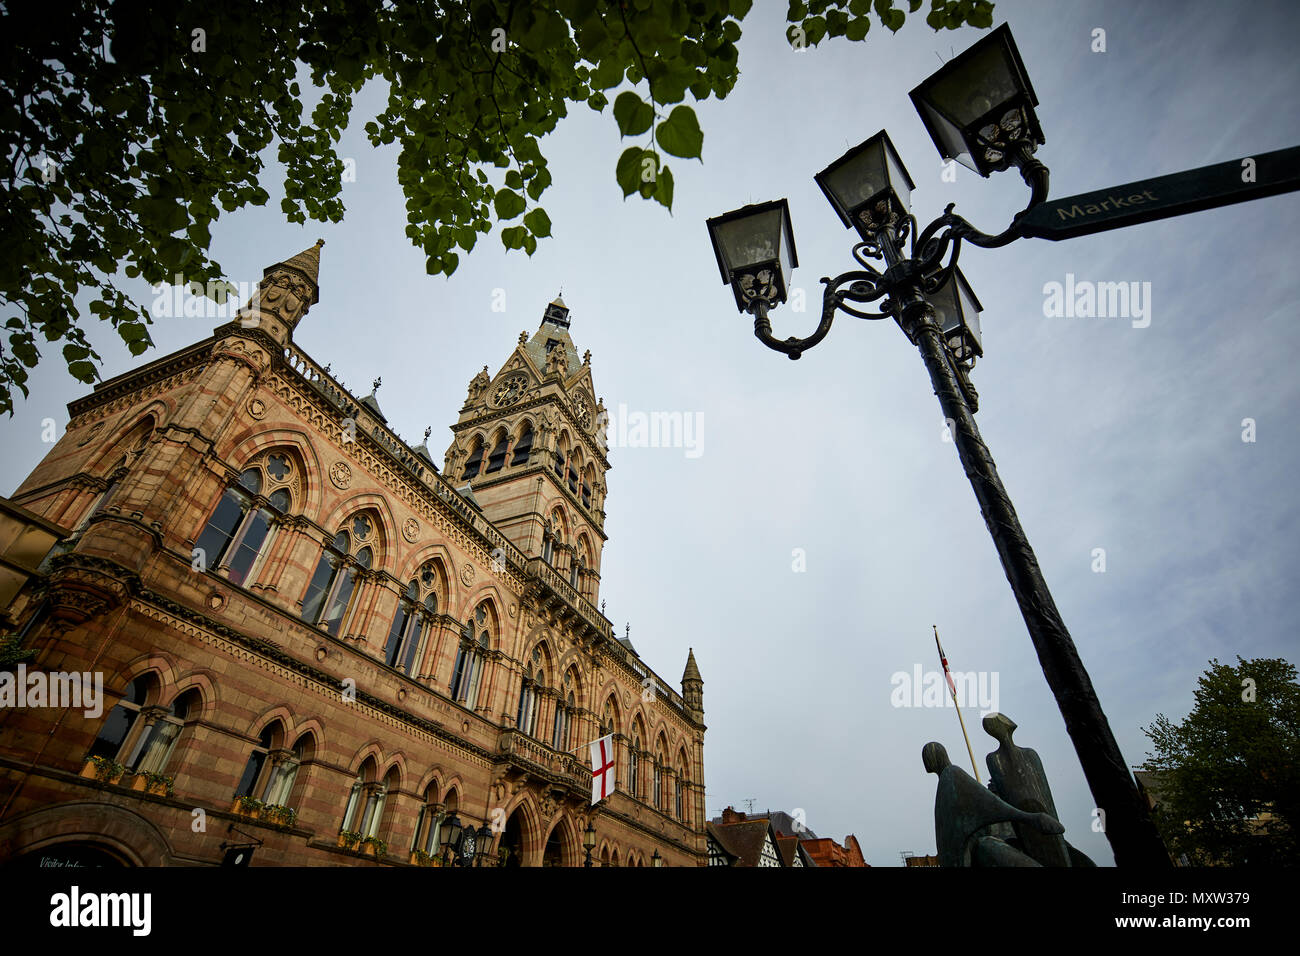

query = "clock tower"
[{"left": 444, "top": 296, "right": 609, "bottom": 606}]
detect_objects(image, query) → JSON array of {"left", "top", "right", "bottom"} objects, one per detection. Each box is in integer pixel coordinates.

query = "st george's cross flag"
[{"left": 589, "top": 734, "right": 616, "bottom": 805}]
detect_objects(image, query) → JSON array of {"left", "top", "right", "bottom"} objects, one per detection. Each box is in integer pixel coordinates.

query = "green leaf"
[
  {"left": 613, "top": 92, "right": 655, "bottom": 137},
  {"left": 587, "top": 92, "right": 608, "bottom": 111},
  {"left": 500, "top": 225, "right": 529, "bottom": 250},
  {"left": 653, "top": 164, "right": 674, "bottom": 210},
  {"left": 616, "top": 147, "right": 644, "bottom": 198},
  {"left": 524, "top": 208, "right": 552, "bottom": 237},
  {"left": 493, "top": 189, "right": 526, "bottom": 220},
  {"left": 656, "top": 106, "right": 703, "bottom": 159}
]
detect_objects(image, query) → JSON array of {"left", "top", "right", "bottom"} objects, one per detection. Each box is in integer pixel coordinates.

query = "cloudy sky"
[{"left": 4, "top": 0, "right": 1298, "bottom": 865}]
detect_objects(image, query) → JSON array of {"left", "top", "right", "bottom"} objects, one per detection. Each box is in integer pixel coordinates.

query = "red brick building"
[{"left": 0, "top": 242, "right": 707, "bottom": 867}]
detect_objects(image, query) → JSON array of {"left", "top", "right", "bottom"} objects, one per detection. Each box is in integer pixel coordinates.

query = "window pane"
[
  {"left": 88, "top": 704, "right": 136, "bottom": 761},
  {"left": 301, "top": 554, "right": 339, "bottom": 624},
  {"left": 226, "top": 509, "right": 271, "bottom": 586},
  {"left": 355, "top": 547, "right": 373, "bottom": 570},
  {"left": 486, "top": 438, "right": 507, "bottom": 473},
  {"left": 401, "top": 618, "right": 424, "bottom": 675},
  {"left": 235, "top": 749, "right": 267, "bottom": 798},
  {"left": 322, "top": 568, "right": 357, "bottom": 636},
  {"left": 266, "top": 454, "right": 291, "bottom": 481},
  {"left": 384, "top": 607, "right": 410, "bottom": 668},
  {"left": 194, "top": 491, "right": 248, "bottom": 571},
  {"left": 268, "top": 488, "right": 291, "bottom": 512},
  {"left": 238, "top": 468, "right": 262, "bottom": 494}
]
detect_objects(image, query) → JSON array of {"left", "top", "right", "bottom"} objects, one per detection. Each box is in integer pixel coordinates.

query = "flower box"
[
  {"left": 262, "top": 804, "right": 297, "bottom": 830},
  {"left": 230, "top": 796, "right": 263, "bottom": 820},
  {"left": 337, "top": 830, "right": 362, "bottom": 851},
  {"left": 80, "top": 756, "right": 124, "bottom": 785},
  {"left": 130, "top": 772, "right": 173, "bottom": 797}
]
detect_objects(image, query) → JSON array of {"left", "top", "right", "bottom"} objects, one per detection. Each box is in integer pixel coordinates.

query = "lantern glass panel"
[{"left": 711, "top": 207, "right": 782, "bottom": 276}]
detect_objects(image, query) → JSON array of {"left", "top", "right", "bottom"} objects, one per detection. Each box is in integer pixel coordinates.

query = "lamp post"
[
  {"left": 474, "top": 823, "right": 495, "bottom": 867},
  {"left": 440, "top": 811, "right": 463, "bottom": 867},
  {"left": 582, "top": 820, "right": 597, "bottom": 868},
  {"left": 651, "top": 848, "right": 663, "bottom": 868},
  {"left": 705, "top": 24, "right": 1168, "bottom": 868}
]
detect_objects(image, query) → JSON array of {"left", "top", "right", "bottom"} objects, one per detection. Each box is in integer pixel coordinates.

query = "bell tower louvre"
[{"left": 0, "top": 243, "right": 707, "bottom": 868}]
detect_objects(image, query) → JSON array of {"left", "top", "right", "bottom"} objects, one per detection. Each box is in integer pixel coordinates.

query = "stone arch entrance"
[
  {"left": 500, "top": 808, "right": 526, "bottom": 868},
  {"left": 540, "top": 815, "right": 580, "bottom": 867},
  {"left": 0, "top": 803, "right": 175, "bottom": 866}
]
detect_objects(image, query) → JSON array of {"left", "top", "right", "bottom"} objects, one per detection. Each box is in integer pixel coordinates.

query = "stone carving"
[
  {"left": 255, "top": 268, "right": 313, "bottom": 325},
  {"left": 545, "top": 346, "right": 568, "bottom": 379},
  {"left": 460, "top": 563, "right": 476, "bottom": 586},
  {"left": 924, "top": 741, "right": 1063, "bottom": 867},
  {"left": 248, "top": 397, "right": 267, "bottom": 420},
  {"left": 329, "top": 460, "right": 352, "bottom": 489},
  {"left": 402, "top": 517, "right": 420, "bottom": 543},
  {"left": 466, "top": 366, "right": 491, "bottom": 404}
]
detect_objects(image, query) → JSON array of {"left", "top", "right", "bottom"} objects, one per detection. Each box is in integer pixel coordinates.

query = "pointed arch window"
[
  {"left": 450, "top": 603, "right": 492, "bottom": 709},
  {"left": 511, "top": 424, "right": 533, "bottom": 466},
  {"left": 88, "top": 676, "right": 150, "bottom": 764},
  {"left": 676, "top": 775, "right": 685, "bottom": 820},
  {"left": 383, "top": 566, "right": 439, "bottom": 675},
  {"left": 195, "top": 453, "right": 295, "bottom": 587},
  {"left": 516, "top": 649, "right": 543, "bottom": 737},
  {"left": 302, "top": 520, "right": 374, "bottom": 636},
  {"left": 263, "top": 735, "right": 307, "bottom": 807},
  {"left": 629, "top": 736, "right": 641, "bottom": 798},
  {"left": 234, "top": 725, "right": 276, "bottom": 799},
  {"left": 341, "top": 761, "right": 386, "bottom": 838},
  {"left": 552, "top": 687, "right": 574, "bottom": 752},
  {"left": 653, "top": 760, "right": 662, "bottom": 810}
]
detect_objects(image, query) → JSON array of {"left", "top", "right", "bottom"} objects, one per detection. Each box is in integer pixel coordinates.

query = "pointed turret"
[
  {"left": 682, "top": 647, "right": 704, "bottom": 722},
  {"left": 237, "top": 238, "right": 324, "bottom": 343}
]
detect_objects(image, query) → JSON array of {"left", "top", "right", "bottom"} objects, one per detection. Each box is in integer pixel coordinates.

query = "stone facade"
[{"left": 0, "top": 242, "right": 706, "bottom": 867}]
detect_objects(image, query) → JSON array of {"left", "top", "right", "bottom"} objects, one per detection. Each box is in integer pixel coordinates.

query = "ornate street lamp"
[
  {"left": 704, "top": 24, "right": 1167, "bottom": 869},
  {"left": 909, "top": 22, "right": 1045, "bottom": 177},
  {"left": 651, "top": 849, "right": 663, "bottom": 868},
  {"left": 706, "top": 199, "right": 799, "bottom": 314},
  {"left": 440, "top": 811, "right": 462, "bottom": 866},
  {"left": 582, "top": 821, "right": 597, "bottom": 868},
  {"left": 474, "top": 823, "right": 495, "bottom": 867}
]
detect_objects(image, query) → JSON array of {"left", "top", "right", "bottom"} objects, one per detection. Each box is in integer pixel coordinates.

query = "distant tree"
[
  {"left": 0, "top": 0, "right": 992, "bottom": 414},
  {"left": 1141, "top": 656, "right": 1299, "bottom": 866}
]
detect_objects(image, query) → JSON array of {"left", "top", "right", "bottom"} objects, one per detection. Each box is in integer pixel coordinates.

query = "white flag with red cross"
[{"left": 589, "top": 734, "right": 616, "bottom": 805}]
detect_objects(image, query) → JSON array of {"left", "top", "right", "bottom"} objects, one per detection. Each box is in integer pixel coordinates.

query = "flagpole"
[{"left": 935, "top": 625, "right": 981, "bottom": 784}]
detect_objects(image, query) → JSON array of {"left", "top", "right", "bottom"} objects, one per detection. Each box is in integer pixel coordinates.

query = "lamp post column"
[{"left": 897, "top": 296, "right": 1169, "bottom": 868}]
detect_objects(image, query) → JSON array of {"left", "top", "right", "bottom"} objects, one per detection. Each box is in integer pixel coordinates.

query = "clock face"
[
  {"left": 572, "top": 391, "right": 593, "bottom": 429},
  {"left": 492, "top": 374, "right": 528, "bottom": 408}
]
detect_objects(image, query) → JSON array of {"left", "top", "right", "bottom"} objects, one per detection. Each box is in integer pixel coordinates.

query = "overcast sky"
[{"left": 4, "top": 0, "right": 1298, "bottom": 866}]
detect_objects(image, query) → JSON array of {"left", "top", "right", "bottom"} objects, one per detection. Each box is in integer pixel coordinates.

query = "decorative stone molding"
[
  {"left": 329, "top": 460, "right": 352, "bottom": 489},
  {"left": 402, "top": 517, "right": 419, "bottom": 543}
]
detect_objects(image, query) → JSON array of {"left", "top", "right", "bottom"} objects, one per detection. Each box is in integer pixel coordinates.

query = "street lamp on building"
[
  {"left": 474, "top": 823, "right": 495, "bottom": 867},
  {"left": 582, "top": 821, "right": 597, "bottom": 868},
  {"left": 704, "top": 23, "right": 1168, "bottom": 868},
  {"left": 651, "top": 849, "right": 663, "bottom": 868},
  {"left": 439, "top": 811, "right": 462, "bottom": 866}
]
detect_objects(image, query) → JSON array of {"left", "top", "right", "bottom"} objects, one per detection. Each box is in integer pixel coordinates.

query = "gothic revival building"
[{"left": 0, "top": 242, "right": 707, "bottom": 867}]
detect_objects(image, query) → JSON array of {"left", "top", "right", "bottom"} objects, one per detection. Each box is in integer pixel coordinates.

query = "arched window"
[
  {"left": 450, "top": 603, "right": 492, "bottom": 709},
  {"left": 383, "top": 564, "right": 439, "bottom": 675},
  {"left": 516, "top": 653, "right": 542, "bottom": 737},
  {"left": 126, "top": 688, "right": 199, "bottom": 774},
  {"left": 675, "top": 774, "right": 684, "bottom": 820},
  {"left": 581, "top": 465, "right": 593, "bottom": 509},
  {"left": 413, "top": 783, "right": 451, "bottom": 858},
  {"left": 462, "top": 437, "right": 484, "bottom": 480},
  {"left": 511, "top": 422, "right": 533, "bottom": 466},
  {"left": 485, "top": 432, "right": 508, "bottom": 473},
  {"left": 264, "top": 734, "right": 309, "bottom": 807},
  {"left": 629, "top": 735, "right": 641, "bottom": 798},
  {"left": 194, "top": 452, "right": 295, "bottom": 587},
  {"left": 601, "top": 697, "right": 617, "bottom": 736},
  {"left": 234, "top": 725, "right": 277, "bottom": 799},
  {"left": 341, "top": 759, "right": 388, "bottom": 839},
  {"left": 77, "top": 463, "right": 126, "bottom": 532},
  {"left": 301, "top": 515, "right": 375, "bottom": 636},
  {"left": 552, "top": 435, "right": 568, "bottom": 478},
  {"left": 552, "top": 688, "right": 574, "bottom": 752},
  {"left": 653, "top": 760, "right": 662, "bottom": 810},
  {"left": 88, "top": 676, "right": 150, "bottom": 764}
]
